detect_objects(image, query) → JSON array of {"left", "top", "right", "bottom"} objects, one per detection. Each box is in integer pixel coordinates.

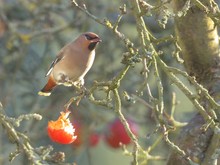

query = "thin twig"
[
  {"left": 112, "top": 89, "right": 141, "bottom": 165},
  {"left": 162, "top": 125, "right": 198, "bottom": 165}
]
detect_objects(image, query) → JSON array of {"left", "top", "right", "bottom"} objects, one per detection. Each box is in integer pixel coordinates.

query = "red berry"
[
  {"left": 47, "top": 111, "right": 77, "bottom": 144},
  {"left": 104, "top": 118, "right": 138, "bottom": 148},
  {"left": 72, "top": 121, "right": 100, "bottom": 147},
  {"left": 89, "top": 133, "right": 100, "bottom": 147},
  {"left": 71, "top": 122, "right": 82, "bottom": 146}
]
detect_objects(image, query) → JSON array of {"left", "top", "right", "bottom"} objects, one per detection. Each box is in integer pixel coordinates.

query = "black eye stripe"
[{"left": 85, "top": 34, "right": 98, "bottom": 40}]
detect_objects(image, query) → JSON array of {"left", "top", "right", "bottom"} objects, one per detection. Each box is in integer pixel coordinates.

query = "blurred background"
[{"left": 0, "top": 0, "right": 195, "bottom": 165}]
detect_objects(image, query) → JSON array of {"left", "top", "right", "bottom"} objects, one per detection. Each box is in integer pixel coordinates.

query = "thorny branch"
[
  {"left": 0, "top": 105, "right": 43, "bottom": 163},
  {"left": 0, "top": 104, "right": 71, "bottom": 164},
  {"left": 70, "top": 0, "right": 172, "bottom": 164},
  {"left": 2, "top": 0, "right": 220, "bottom": 164},
  {"left": 69, "top": 0, "right": 220, "bottom": 164}
]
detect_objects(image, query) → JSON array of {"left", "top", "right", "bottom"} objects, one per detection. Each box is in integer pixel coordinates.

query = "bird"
[{"left": 38, "top": 32, "right": 101, "bottom": 96}]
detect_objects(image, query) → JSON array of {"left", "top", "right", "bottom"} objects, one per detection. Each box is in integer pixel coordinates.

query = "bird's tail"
[{"left": 38, "top": 77, "right": 57, "bottom": 96}]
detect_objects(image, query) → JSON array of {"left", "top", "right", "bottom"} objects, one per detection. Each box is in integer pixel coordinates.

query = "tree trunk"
[
  {"left": 173, "top": 0, "right": 219, "bottom": 84},
  {"left": 167, "top": 0, "right": 220, "bottom": 164}
]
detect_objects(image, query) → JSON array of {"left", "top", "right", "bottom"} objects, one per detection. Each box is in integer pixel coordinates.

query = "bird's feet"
[{"left": 73, "top": 80, "right": 87, "bottom": 95}]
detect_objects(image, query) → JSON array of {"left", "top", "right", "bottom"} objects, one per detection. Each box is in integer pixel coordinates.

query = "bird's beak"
[
  {"left": 88, "top": 37, "right": 102, "bottom": 50},
  {"left": 92, "top": 37, "right": 102, "bottom": 43}
]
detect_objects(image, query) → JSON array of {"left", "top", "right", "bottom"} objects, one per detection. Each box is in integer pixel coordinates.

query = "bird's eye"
[{"left": 85, "top": 34, "right": 94, "bottom": 40}]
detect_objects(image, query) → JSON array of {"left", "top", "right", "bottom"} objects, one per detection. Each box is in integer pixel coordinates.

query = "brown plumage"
[{"left": 38, "top": 32, "right": 101, "bottom": 96}]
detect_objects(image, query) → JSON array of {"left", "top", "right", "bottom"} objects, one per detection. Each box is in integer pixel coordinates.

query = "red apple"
[
  {"left": 89, "top": 132, "right": 100, "bottom": 147},
  {"left": 47, "top": 111, "right": 77, "bottom": 144},
  {"left": 104, "top": 118, "right": 138, "bottom": 148},
  {"left": 72, "top": 121, "right": 100, "bottom": 147}
]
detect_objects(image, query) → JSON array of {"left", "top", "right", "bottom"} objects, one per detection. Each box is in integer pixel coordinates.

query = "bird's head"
[
  {"left": 75, "top": 32, "right": 102, "bottom": 51},
  {"left": 77, "top": 32, "right": 101, "bottom": 51}
]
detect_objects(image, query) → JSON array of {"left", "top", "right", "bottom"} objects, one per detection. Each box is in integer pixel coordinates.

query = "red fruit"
[
  {"left": 104, "top": 118, "right": 138, "bottom": 148},
  {"left": 47, "top": 111, "right": 77, "bottom": 144},
  {"left": 72, "top": 121, "right": 100, "bottom": 147},
  {"left": 89, "top": 133, "right": 100, "bottom": 147},
  {"left": 71, "top": 122, "right": 82, "bottom": 146}
]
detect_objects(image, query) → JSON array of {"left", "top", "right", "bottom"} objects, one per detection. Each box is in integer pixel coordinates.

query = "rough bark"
[
  {"left": 167, "top": 114, "right": 213, "bottom": 164},
  {"left": 173, "top": 0, "right": 219, "bottom": 84},
  {"left": 167, "top": 0, "right": 220, "bottom": 164}
]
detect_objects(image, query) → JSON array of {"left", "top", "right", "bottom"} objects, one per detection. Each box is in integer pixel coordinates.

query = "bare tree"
[{"left": 1, "top": 0, "right": 220, "bottom": 165}]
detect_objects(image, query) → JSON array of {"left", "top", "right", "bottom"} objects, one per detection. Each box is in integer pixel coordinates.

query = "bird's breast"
[{"left": 52, "top": 50, "right": 95, "bottom": 84}]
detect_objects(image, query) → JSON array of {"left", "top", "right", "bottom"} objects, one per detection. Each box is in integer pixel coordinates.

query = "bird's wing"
[{"left": 45, "top": 52, "right": 65, "bottom": 77}]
